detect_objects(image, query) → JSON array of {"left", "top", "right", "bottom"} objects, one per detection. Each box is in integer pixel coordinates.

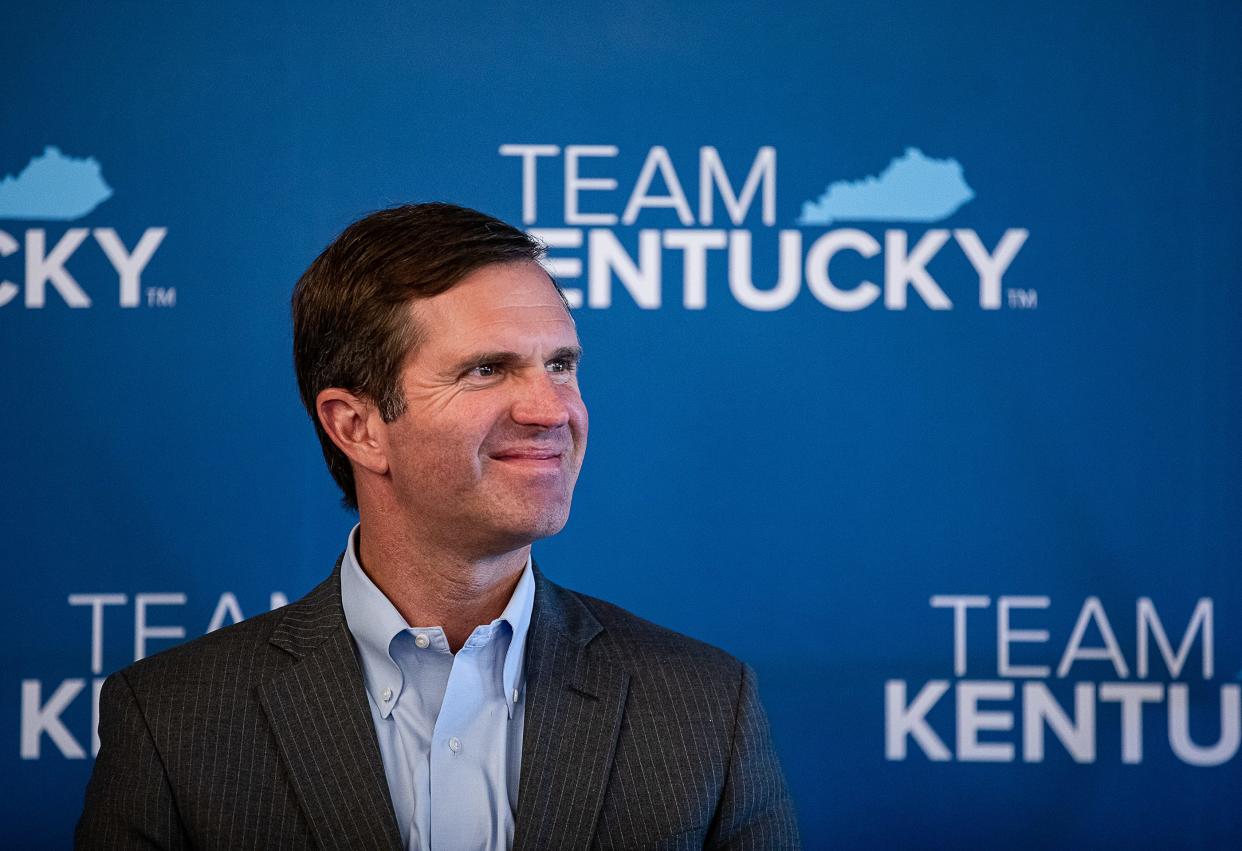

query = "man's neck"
[{"left": 355, "top": 522, "right": 528, "bottom": 653}]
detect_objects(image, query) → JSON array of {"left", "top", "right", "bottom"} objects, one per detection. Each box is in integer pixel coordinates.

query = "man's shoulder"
[
  {"left": 116, "top": 569, "right": 343, "bottom": 699},
  {"left": 117, "top": 604, "right": 293, "bottom": 696},
  {"left": 550, "top": 582, "right": 762, "bottom": 754},
  {"left": 559, "top": 583, "right": 746, "bottom": 683}
]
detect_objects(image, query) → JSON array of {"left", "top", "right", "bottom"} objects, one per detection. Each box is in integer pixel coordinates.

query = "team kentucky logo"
[
  {"left": 500, "top": 143, "right": 1032, "bottom": 312},
  {"left": 0, "top": 146, "right": 168, "bottom": 309}
]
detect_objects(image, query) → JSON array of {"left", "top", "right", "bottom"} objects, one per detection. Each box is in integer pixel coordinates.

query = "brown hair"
[{"left": 292, "top": 202, "right": 544, "bottom": 510}]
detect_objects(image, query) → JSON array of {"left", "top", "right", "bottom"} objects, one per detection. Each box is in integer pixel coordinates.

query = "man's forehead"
[{"left": 406, "top": 261, "right": 578, "bottom": 356}]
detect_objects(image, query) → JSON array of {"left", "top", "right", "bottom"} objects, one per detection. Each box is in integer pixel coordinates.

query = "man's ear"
[{"left": 316, "top": 388, "right": 390, "bottom": 476}]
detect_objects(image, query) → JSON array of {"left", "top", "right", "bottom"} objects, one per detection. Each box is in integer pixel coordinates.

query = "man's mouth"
[{"left": 489, "top": 447, "right": 566, "bottom": 464}]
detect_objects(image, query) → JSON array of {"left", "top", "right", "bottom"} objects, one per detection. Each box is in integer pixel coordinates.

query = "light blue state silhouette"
[
  {"left": 0, "top": 146, "right": 113, "bottom": 220},
  {"left": 798, "top": 147, "right": 974, "bottom": 226}
]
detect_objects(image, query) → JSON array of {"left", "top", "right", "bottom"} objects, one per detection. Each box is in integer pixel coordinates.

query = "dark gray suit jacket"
[{"left": 77, "top": 564, "right": 800, "bottom": 849}]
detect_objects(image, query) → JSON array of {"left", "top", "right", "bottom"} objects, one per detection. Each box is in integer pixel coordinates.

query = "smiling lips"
[{"left": 489, "top": 447, "right": 566, "bottom": 467}]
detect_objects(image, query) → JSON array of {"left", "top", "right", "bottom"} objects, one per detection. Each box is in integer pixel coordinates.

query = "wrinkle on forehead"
[{"left": 405, "top": 261, "right": 578, "bottom": 365}]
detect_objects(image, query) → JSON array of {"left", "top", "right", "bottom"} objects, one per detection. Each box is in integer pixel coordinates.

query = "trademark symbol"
[
  {"left": 1007, "top": 288, "right": 1037, "bottom": 309},
  {"left": 145, "top": 286, "right": 176, "bottom": 308}
]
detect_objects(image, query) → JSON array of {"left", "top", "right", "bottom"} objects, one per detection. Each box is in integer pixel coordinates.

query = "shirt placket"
[{"left": 428, "top": 628, "right": 504, "bottom": 850}]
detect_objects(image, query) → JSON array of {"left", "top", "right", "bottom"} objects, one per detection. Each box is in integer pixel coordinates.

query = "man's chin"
[{"left": 491, "top": 506, "right": 573, "bottom": 550}]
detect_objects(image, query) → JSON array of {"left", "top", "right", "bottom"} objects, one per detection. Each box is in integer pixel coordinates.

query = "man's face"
[{"left": 379, "top": 260, "right": 588, "bottom": 556}]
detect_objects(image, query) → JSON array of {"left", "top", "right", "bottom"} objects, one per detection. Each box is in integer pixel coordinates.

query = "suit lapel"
[
  {"left": 258, "top": 569, "right": 403, "bottom": 851},
  {"left": 513, "top": 570, "right": 630, "bottom": 851}
]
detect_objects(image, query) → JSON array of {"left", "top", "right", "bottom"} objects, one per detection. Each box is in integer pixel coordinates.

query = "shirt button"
[
  {"left": 381, "top": 687, "right": 392, "bottom": 702},
  {"left": 414, "top": 634, "right": 430, "bottom": 649},
  {"left": 448, "top": 737, "right": 461, "bottom": 753}
]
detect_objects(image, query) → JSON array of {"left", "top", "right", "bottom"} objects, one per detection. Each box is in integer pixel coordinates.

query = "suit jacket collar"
[
  {"left": 259, "top": 559, "right": 630, "bottom": 851},
  {"left": 513, "top": 565, "right": 631, "bottom": 850},
  {"left": 258, "top": 560, "right": 404, "bottom": 850},
  {"left": 267, "top": 558, "right": 349, "bottom": 658}
]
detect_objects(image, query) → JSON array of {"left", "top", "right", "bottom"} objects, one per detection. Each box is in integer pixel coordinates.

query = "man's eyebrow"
[
  {"left": 448, "top": 351, "right": 525, "bottom": 374},
  {"left": 549, "top": 345, "right": 583, "bottom": 363},
  {"left": 446, "top": 345, "right": 582, "bottom": 375}
]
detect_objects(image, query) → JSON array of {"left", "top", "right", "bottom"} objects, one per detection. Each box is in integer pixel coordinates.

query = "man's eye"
[
  {"left": 471, "top": 364, "right": 498, "bottom": 377},
  {"left": 547, "top": 359, "right": 576, "bottom": 373}
]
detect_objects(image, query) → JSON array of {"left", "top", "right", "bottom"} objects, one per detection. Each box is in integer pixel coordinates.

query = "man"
[{"left": 78, "top": 203, "right": 800, "bottom": 849}]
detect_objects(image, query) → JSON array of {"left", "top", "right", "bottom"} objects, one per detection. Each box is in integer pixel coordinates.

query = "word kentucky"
[{"left": 500, "top": 144, "right": 1027, "bottom": 312}]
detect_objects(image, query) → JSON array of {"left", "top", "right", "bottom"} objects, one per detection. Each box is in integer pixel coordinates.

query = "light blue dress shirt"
[{"left": 340, "top": 525, "right": 534, "bottom": 850}]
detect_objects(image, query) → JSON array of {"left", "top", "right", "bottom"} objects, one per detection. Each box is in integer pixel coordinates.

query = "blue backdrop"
[{"left": 3, "top": 2, "right": 1240, "bottom": 847}]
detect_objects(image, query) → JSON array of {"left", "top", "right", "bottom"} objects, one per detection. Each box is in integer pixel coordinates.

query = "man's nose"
[{"left": 511, "top": 372, "right": 572, "bottom": 428}]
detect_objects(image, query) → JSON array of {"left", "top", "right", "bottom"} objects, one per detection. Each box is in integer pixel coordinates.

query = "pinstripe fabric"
[
  {"left": 77, "top": 567, "right": 401, "bottom": 851},
  {"left": 513, "top": 581, "right": 801, "bottom": 850},
  {"left": 77, "top": 562, "right": 800, "bottom": 850}
]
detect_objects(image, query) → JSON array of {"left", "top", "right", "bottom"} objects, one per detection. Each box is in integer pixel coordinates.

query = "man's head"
[{"left": 292, "top": 203, "right": 587, "bottom": 553}]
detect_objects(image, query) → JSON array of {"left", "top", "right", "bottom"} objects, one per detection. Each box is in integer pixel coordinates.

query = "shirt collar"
[
  {"left": 340, "top": 525, "right": 408, "bottom": 718},
  {"left": 500, "top": 551, "right": 535, "bottom": 719},
  {"left": 339, "top": 523, "right": 536, "bottom": 720}
]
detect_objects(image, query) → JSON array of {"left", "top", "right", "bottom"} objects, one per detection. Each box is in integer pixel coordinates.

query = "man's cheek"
[
  {"left": 574, "top": 405, "right": 589, "bottom": 449},
  {"left": 398, "top": 436, "right": 469, "bottom": 484}
]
